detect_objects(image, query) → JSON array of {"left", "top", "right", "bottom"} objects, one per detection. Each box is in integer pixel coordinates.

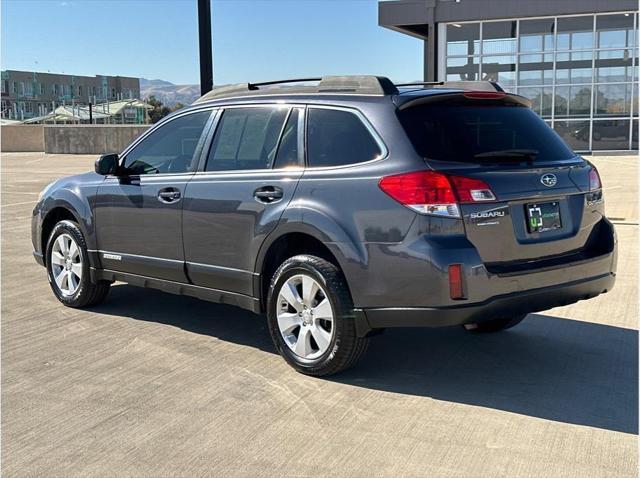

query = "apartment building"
[{"left": 1, "top": 70, "right": 140, "bottom": 120}]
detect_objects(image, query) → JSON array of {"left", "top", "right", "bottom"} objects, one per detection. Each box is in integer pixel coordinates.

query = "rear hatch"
[{"left": 397, "top": 92, "right": 607, "bottom": 269}]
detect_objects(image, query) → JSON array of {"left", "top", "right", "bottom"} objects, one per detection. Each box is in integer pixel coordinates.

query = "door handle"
[
  {"left": 158, "top": 188, "right": 181, "bottom": 204},
  {"left": 253, "top": 186, "right": 283, "bottom": 204}
]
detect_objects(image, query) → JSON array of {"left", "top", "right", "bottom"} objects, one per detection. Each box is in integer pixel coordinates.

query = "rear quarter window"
[
  {"left": 398, "top": 103, "right": 575, "bottom": 163},
  {"left": 307, "top": 108, "right": 382, "bottom": 167}
]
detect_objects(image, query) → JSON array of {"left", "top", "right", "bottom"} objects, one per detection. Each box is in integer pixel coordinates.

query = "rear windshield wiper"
[{"left": 474, "top": 149, "right": 539, "bottom": 162}]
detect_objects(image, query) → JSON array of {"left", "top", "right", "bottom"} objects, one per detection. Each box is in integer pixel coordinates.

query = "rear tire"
[
  {"left": 267, "top": 255, "right": 368, "bottom": 377},
  {"left": 464, "top": 314, "right": 527, "bottom": 333},
  {"left": 46, "top": 220, "right": 111, "bottom": 308}
]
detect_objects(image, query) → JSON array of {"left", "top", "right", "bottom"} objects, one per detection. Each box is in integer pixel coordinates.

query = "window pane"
[
  {"left": 307, "top": 108, "right": 381, "bottom": 167},
  {"left": 447, "top": 23, "right": 480, "bottom": 56},
  {"left": 555, "top": 61, "right": 593, "bottom": 84},
  {"left": 518, "top": 55, "right": 554, "bottom": 85},
  {"left": 557, "top": 16, "right": 594, "bottom": 50},
  {"left": 481, "top": 55, "right": 516, "bottom": 85},
  {"left": 596, "top": 14, "right": 635, "bottom": 49},
  {"left": 446, "top": 56, "right": 479, "bottom": 67},
  {"left": 554, "top": 121, "right": 590, "bottom": 151},
  {"left": 272, "top": 109, "right": 300, "bottom": 169},
  {"left": 594, "top": 84, "right": 632, "bottom": 116},
  {"left": 592, "top": 120, "right": 630, "bottom": 149},
  {"left": 206, "top": 107, "right": 288, "bottom": 171},
  {"left": 519, "top": 18, "right": 555, "bottom": 52},
  {"left": 518, "top": 87, "right": 553, "bottom": 117},
  {"left": 595, "top": 49, "right": 633, "bottom": 82},
  {"left": 482, "top": 21, "right": 517, "bottom": 55},
  {"left": 124, "top": 110, "right": 211, "bottom": 175},
  {"left": 634, "top": 82, "right": 639, "bottom": 117},
  {"left": 632, "top": 119, "right": 638, "bottom": 149},
  {"left": 446, "top": 59, "right": 479, "bottom": 81},
  {"left": 554, "top": 86, "right": 592, "bottom": 117},
  {"left": 519, "top": 53, "right": 554, "bottom": 64}
]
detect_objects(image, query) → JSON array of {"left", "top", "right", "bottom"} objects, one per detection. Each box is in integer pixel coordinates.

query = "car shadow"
[{"left": 95, "top": 285, "right": 637, "bottom": 435}]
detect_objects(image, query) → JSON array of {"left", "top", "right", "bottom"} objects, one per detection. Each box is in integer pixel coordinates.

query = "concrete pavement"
[{"left": 1, "top": 153, "right": 637, "bottom": 477}]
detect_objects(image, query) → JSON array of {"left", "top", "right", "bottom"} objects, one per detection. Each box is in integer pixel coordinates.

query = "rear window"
[{"left": 398, "top": 103, "right": 575, "bottom": 163}]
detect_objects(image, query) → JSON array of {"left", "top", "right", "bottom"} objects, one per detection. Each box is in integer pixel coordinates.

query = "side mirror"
[{"left": 95, "top": 153, "right": 119, "bottom": 175}]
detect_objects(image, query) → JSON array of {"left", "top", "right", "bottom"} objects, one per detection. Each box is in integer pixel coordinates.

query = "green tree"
[
  {"left": 172, "top": 102, "right": 185, "bottom": 112},
  {"left": 146, "top": 96, "right": 171, "bottom": 123}
]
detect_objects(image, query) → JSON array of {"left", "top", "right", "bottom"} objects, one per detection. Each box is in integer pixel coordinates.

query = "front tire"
[
  {"left": 464, "top": 314, "right": 527, "bottom": 333},
  {"left": 267, "top": 255, "right": 368, "bottom": 377},
  {"left": 46, "top": 220, "right": 110, "bottom": 308}
]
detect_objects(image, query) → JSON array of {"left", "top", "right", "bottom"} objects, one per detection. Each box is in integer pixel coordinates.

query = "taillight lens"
[
  {"left": 379, "top": 171, "right": 496, "bottom": 217},
  {"left": 589, "top": 167, "right": 602, "bottom": 190},
  {"left": 449, "top": 175, "right": 496, "bottom": 203}
]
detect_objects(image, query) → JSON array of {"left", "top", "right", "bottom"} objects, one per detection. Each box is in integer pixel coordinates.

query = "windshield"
[{"left": 398, "top": 103, "right": 575, "bottom": 163}]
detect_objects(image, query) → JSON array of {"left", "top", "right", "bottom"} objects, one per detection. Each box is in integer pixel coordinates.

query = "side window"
[
  {"left": 206, "top": 107, "right": 289, "bottom": 171},
  {"left": 123, "top": 110, "right": 211, "bottom": 175},
  {"left": 307, "top": 108, "right": 383, "bottom": 167},
  {"left": 272, "top": 108, "right": 301, "bottom": 169}
]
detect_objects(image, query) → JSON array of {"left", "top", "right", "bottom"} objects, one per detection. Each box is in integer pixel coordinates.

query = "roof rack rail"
[
  {"left": 194, "top": 75, "right": 399, "bottom": 103},
  {"left": 193, "top": 76, "right": 505, "bottom": 104}
]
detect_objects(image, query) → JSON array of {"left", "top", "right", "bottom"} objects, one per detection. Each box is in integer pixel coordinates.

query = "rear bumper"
[{"left": 355, "top": 272, "right": 615, "bottom": 333}]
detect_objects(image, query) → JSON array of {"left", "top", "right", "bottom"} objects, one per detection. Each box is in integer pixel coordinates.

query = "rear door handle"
[
  {"left": 253, "top": 186, "right": 283, "bottom": 203},
  {"left": 158, "top": 188, "right": 181, "bottom": 204}
]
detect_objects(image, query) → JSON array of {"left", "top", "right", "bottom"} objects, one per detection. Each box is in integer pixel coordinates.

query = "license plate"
[{"left": 526, "top": 201, "right": 561, "bottom": 233}]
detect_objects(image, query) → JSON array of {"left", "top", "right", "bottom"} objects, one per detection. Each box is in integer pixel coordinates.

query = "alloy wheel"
[
  {"left": 50, "top": 233, "right": 82, "bottom": 296},
  {"left": 276, "top": 274, "right": 335, "bottom": 359}
]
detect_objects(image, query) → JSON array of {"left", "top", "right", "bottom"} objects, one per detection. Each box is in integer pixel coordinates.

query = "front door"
[
  {"left": 183, "top": 105, "right": 304, "bottom": 296},
  {"left": 94, "top": 108, "right": 214, "bottom": 282}
]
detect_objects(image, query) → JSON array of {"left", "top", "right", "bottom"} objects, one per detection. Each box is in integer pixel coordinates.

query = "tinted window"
[
  {"left": 307, "top": 108, "right": 382, "bottom": 168},
  {"left": 398, "top": 103, "right": 575, "bottom": 163},
  {"left": 124, "top": 110, "right": 211, "bottom": 175},
  {"left": 206, "top": 107, "right": 288, "bottom": 171},
  {"left": 272, "top": 108, "right": 301, "bottom": 169}
]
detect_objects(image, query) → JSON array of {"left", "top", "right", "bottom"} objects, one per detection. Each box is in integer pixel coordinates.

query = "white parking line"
[{"left": 1, "top": 200, "right": 36, "bottom": 208}]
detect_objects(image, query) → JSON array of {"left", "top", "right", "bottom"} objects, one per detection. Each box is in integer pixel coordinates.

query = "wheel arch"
[
  {"left": 40, "top": 194, "right": 96, "bottom": 267},
  {"left": 254, "top": 222, "right": 366, "bottom": 313}
]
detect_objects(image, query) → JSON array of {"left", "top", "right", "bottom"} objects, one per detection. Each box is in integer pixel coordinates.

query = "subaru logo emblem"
[{"left": 541, "top": 173, "right": 558, "bottom": 187}]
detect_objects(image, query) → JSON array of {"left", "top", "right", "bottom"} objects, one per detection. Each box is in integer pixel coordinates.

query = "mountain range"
[{"left": 140, "top": 78, "right": 200, "bottom": 107}]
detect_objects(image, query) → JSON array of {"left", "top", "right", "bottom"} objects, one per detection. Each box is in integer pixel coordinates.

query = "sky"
[{"left": 1, "top": 0, "right": 423, "bottom": 86}]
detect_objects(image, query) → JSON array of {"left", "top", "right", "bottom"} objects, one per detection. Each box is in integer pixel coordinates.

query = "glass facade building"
[{"left": 439, "top": 12, "right": 638, "bottom": 151}]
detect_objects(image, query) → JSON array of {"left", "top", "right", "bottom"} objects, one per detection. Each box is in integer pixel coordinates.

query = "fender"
[
  {"left": 37, "top": 172, "right": 103, "bottom": 268},
  {"left": 253, "top": 203, "right": 369, "bottom": 298}
]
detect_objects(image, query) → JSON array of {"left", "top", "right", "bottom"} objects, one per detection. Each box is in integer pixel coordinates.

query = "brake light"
[
  {"left": 448, "top": 264, "right": 465, "bottom": 299},
  {"left": 378, "top": 171, "right": 496, "bottom": 217},
  {"left": 589, "top": 167, "right": 602, "bottom": 190},
  {"left": 463, "top": 91, "right": 507, "bottom": 100}
]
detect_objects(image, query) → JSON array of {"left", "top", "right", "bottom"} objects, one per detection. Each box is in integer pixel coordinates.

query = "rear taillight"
[
  {"left": 378, "top": 171, "right": 496, "bottom": 218},
  {"left": 589, "top": 167, "right": 602, "bottom": 190}
]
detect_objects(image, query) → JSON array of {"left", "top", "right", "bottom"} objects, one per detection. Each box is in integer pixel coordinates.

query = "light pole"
[{"left": 198, "top": 0, "right": 213, "bottom": 95}]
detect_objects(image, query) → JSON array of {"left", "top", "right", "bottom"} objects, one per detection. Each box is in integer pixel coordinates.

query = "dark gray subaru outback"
[{"left": 32, "top": 76, "right": 617, "bottom": 376}]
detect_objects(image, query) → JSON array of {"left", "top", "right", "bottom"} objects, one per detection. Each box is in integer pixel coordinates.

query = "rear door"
[
  {"left": 182, "top": 104, "right": 304, "bottom": 296},
  {"left": 398, "top": 98, "right": 603, "bottom": 264}
]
